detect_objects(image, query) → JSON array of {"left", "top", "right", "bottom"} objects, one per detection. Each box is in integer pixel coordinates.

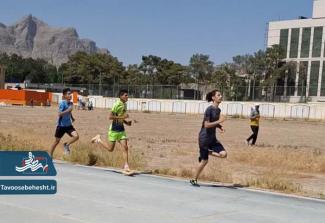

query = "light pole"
[
  {"left": 0, "top": 65, "right": 6, "bottom": 89},
  {"left": 60, "top": 66, "right": 63, "bottom": 86},
  {"left": 99, "top": 71, "right": 102, "bottom": 96}
]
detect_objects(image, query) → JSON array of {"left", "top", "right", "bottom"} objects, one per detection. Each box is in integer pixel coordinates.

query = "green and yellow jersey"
[{"left": 110, "top": 99, "right": 127, "bottom": 132}]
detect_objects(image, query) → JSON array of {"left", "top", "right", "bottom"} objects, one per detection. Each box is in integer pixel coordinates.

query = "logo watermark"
[
  {"left": 0, "top": 180, "right": 56, "bottom": 195},
  {"left": 15, "top": 152, "right": 49, "bottom": 174},
  {"left": 0, "top": 151, "right": 56, "bottom": 176},
  {"left": 0, "top": 151, "right": 57, "bottom": 195}
]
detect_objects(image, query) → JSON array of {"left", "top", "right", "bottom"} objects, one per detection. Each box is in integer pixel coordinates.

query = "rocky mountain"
[{"left": 0, "top": 15, "right": 109, "bottom": 66}]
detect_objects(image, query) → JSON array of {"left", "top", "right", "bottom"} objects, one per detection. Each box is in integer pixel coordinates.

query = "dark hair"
[
  {"left": 62, "top": 88, "right": 71, "bottom": 95},
  {"left": 119, "top": 89, "right": 128, "bottom": 97},
  {"left": 206, "top": 89, "right": 220, "bottom": 102}
]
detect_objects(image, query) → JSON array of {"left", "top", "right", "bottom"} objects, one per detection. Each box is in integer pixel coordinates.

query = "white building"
[{"left": 267, "top": 0, "right": 325, "bottom": 102}]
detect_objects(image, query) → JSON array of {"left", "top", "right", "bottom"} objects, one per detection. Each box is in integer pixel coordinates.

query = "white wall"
[
  {"left": 313, "top": 0, "right": 325, "bottom": 18},
  {"left": 88, "top": 96, "right": 325, "bottom": 120}
]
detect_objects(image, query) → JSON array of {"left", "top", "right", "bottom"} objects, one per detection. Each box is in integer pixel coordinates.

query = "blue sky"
[{"left": 0, "top": 0, "right": 312, "bottom": 65}]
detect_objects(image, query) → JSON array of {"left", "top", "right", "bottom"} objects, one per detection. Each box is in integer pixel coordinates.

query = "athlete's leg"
[
  {"left": 194, "top": 159, "right": 208, "bottom": 181},
  {"left": 51, "top": 126, "right": 64, "bottom": 157},
  {"left": 210, "top": 150, "right": 227, "bottom": 158},
  {"left": 209, "top": 142, "right": 227, "bottom": 158},
  {"left": 66, "top": 130, "right": 79, "bottom": 146},
  {"left": 193, "top": 145, "right": 209, "bottom": 181},
  {"left": 91, "top": 134, "right": 116, "bottom": 152},
  {"left": 50, "top": 137, "right": 61, "bottom": 158},
  {"left": 251, "top": 126, "right": 259, "bottom": 145},
  {"left": 247, "top": 125, "right": 255, "bottom": 143},
  {"left": 119, "top": 139, "right": 130, "bottom": 171}
]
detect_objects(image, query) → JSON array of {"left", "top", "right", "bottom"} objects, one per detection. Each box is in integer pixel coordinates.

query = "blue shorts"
[{"left": 199, "top": 141, "right": 225, "bottom": 162}]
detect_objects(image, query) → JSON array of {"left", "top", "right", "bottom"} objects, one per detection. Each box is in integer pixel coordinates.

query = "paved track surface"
[{"left": 1, "top": 162, "right": 324, "bottom": 223}]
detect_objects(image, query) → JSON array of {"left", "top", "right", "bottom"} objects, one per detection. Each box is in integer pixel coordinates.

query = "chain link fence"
[{"left": 25, "top": 83, "right": 321, "bottom": 102}]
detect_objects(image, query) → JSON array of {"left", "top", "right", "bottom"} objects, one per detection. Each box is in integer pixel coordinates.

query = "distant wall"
[{"left": 88, "top": 96, "right": 325, "bottom": 120}]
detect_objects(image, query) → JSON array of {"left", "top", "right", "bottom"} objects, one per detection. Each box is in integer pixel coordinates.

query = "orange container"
[{"left": 0, "top": 89, "right": 52, "bottom": 106}]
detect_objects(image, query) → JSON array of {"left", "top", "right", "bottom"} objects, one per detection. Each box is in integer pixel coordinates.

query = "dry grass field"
[{"left": 0, "top": 105, "right": 325, "bottom": 198}]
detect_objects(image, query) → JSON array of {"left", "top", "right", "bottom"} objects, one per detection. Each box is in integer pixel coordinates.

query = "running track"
[{"left": 1, "top": 162, "right": 324, "bottom": 223}]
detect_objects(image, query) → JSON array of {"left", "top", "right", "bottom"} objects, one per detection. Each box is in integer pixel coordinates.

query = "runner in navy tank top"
[{"left": 190, "top": 90, "right": 227, "bottom": 186}]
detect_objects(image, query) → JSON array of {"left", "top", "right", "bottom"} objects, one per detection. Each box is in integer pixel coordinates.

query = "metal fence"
[{"left": 26, "top": 83, "right": 321, "bottom": 102}]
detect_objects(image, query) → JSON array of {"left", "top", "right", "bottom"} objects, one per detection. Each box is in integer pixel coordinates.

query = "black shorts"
[
  {"left": 199, "top": 141, "right": 225, "bottom": 161},
  {"left": 55, "top": 125, "right": 76, "bottom": 138}
]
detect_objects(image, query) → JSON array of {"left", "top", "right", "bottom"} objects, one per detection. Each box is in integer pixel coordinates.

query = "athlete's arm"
[
  {"left": 71, "top": 114, "right": 75, "bottom": 122},
  {"left": 250, "top": 110, "right": 260, "bottom": 119},
  {"left": 58, "top": 105, "right": 73, "bottom": 117},
  {"left": 204, "top": 115, "right": 226, "bottom": 128},
  {"left": 109, "top": 112, "right": 129, "bottom": 120},
  {"left": 123, "top": 120, "right": 132, "bottom": 126}
]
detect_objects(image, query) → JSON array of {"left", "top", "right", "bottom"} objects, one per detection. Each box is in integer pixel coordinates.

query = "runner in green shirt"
[{"left": 91, "top": 90, "right": 133, "bottom": 171}]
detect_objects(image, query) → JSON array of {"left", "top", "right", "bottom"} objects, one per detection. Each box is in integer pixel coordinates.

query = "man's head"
[
  {"left": 206, "top": 89, "right": 222, "bottom": 104},
  {"left": 254, "top": 103, "right": 260, "bottom": 111},
  {"left": 119, "top": 89, "right": 129, "bottom": 102},
  {"left": 63, "top": 88, "right": 72, "bottom": 101}
]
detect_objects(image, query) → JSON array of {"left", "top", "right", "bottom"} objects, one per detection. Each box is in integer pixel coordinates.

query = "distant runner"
[{"left": 246, "top": 104, "right": 260, "bottom": 146}]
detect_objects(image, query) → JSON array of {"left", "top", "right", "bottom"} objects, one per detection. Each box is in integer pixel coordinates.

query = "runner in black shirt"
[{"left": 190, "top": 90, "right": 227, "bottom": 186}]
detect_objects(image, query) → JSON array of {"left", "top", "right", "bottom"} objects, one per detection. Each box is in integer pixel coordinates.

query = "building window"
[
  {"left": 321, "top": 61, "right": 325, "bottom": 96},
  {"left": 289, "top": 28, "right": 300, "bottom": 58},
  {"left": 309, "top": 61, "right": 320, "bottom": 96},
  {"left": 287, "top": 62, "right": 296, "bottom": 96},
  {"left": 300, "top": 27, "right": 311, "bottom": 58},
  {"left": 312, "top": 27, "right": 323, "bottom": 58},
  {"left": 298, "top": 61, "right": 308, "bottom": 96},
  {"left": 279, "top": 29, "right": 289, "bottom": 58},
  {"left": 323, "top": 37, "right": 325, "bottom": 57}
]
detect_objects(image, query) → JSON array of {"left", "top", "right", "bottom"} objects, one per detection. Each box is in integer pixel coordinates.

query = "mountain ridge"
[{"left": 0, "top": 15, "right": 109, "bottom": 66}]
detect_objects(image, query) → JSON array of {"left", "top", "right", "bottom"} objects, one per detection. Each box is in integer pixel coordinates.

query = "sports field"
[{"left": 0, "top": 106, "right": 324, "bottom": 198}]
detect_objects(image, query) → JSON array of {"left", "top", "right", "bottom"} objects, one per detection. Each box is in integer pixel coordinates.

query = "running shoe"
[
  {"left": 63, "top": 143, "right": 70, "bottom": 155},
  {"left": 91, "top": 134, "right": 101, "bottom": 143},
  {"left": 190, "top": 179, "right": 200, "bottom": 187}
]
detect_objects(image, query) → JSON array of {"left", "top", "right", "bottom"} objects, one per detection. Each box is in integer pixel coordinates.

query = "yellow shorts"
[{"left": 108, "top": 130, "right": 127, "bottom": 142}]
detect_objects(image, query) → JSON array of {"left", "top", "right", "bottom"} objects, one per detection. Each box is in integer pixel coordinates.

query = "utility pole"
[
  {"left": 0, "top": 65, "right": 5, "bottom": 89},
  {"left": 252, "top": 59, "right": 256, "bottom": 101},
  {"left": 99, "top": 71, "right": 102, "bottom": 96},
  {"left": 59, "top": 66, "right": 63, "bottom": 86}
]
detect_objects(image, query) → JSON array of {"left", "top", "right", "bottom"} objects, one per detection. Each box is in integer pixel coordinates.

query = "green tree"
[
  {"left": 156, "top": 59, "right": 186, "bottom": 85},
  {"left": 0, "top": 53, "right": 57, "bottom": 83},
  {"left": 263, "top": 45, "right": 294, "bottom": 101},
  {"left": 124, "top": 64, "right": 149, "bottom": 85},
  {"left": 139, "top": 55, "right": 161, "bottom": 86},
  {"left": 60, "top": 52, "right": 125, "bottom": 85},
  {"left": 189, "top": 54, "right": 214, "bottom": 84},
  {"left": 61, "top": 52, "right": 93, "bottom": 84},
  {"left": 212, "top": 63, "right": 245, "bottom": 101}
]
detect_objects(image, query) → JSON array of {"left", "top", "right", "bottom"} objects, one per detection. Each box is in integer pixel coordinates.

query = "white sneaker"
[
  {"left": 123, "top": 164, "right": 130, "bottom": 172},
  {"left": 91, "top": 134, "right": 101, "bottom": 143},
  {"left": 63, "top": 143, "right": 70, "bottom": 155}
]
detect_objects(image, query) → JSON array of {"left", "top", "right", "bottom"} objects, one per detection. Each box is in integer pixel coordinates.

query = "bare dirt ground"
[{"left": 0, "top": 106, "right": 324, "bottom": 198}]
